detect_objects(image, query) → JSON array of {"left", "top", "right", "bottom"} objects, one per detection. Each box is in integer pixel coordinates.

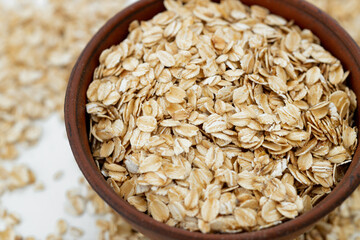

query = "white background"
[{"left": 1, "top": 116, "right": 101, "bottom": 239}]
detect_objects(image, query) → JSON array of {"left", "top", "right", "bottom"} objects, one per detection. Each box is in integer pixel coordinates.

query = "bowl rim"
[{"left": 65, "top": 0, "right": 360, "bottom": 239}]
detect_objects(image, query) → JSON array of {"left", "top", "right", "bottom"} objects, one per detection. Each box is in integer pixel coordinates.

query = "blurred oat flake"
[{"left": 0, "top": 0, "right": 127, "bottom": 160}]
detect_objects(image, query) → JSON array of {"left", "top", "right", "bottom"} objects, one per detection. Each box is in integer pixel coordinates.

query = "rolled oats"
[
  {"left": 68, "top": 226, "right": 84, "bottom": 238},
  {"left": 86, "top": 0, "right": 358, "bottom": 233},
  {"left": 56, "top": 219, "right": 68, "bottom": 236},
  {"left": 1, "top": 0, "right": 360, "bottom": 238}
]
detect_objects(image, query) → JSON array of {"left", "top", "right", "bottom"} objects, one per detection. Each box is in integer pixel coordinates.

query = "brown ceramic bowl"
[{"left": 65, "top": 0, "right": 360, "bottom": 239}]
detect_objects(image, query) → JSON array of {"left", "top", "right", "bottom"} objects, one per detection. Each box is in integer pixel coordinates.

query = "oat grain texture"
[{"left": 1, "top": 0, "right": 360, "bottom": 239}]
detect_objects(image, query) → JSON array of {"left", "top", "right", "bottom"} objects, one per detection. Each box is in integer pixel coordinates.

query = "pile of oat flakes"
[
  {"left": 86, "top": 0, "right": 358, "bottom": 235},
  {"left": 0, "top": 0, "right": 360, "bottom": 239}
]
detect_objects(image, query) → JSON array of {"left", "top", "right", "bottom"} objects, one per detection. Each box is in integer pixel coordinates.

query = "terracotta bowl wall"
[{"left": 65, "top": 0, "right": 360, "bottom": 239}]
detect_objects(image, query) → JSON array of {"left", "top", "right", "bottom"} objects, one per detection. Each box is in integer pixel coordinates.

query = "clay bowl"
[{"left": 64, "top": 0, "right": 360, "bottom": 239}]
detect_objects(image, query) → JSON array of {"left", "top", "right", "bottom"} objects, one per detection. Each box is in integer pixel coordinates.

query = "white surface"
[{"left": 1, "top": 115, "right": 100, "bottom": 239}]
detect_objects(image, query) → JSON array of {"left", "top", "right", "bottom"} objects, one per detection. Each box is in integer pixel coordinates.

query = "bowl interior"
[{"left": 65, "top": 0, "right": 360, "bottom": 239}]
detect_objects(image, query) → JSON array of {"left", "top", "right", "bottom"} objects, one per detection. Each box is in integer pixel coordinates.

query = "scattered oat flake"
[
  {"left": 56, "top": 219, "right": 68, "bottom": 236},
  {"left": 69, "top": 226, "right": 84, "bottom": 237},
  {"left": 53, "top": 171, "right": 64, "bottom": 181}
]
